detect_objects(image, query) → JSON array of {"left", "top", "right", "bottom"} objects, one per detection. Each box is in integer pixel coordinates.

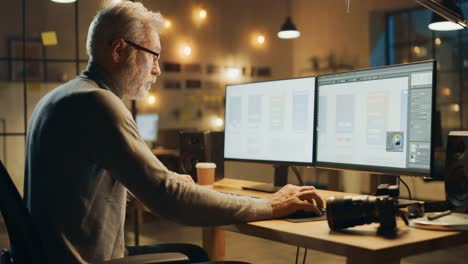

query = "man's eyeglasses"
[{"left": 124, "top": 39, "right": 160, "bottom": 61}]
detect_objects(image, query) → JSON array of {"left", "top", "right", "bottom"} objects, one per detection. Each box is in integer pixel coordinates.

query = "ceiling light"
[
  {"left": 226, "top": 67, "right": 241, "bottom": 79},
  {"left": 442, "top": 87, "right": 451, "bottom": 96},
  {"left": 257, "top": 35, "right": 265, "bottom": 44},
  {"left": 147, "top": 95, "right": 156, "bottom": 105},
  {"left": 429, "top": 14, "right": 464, "bottom": 31},
  {"left": 182, "top": 45, "right": 192, "bottom": 57},
  {"left": 416, "top": 0, "right": 466, "bottom": 31},
  {"left": 277, "top": 17, "right": 301, "bottom": 39},
  {"left": 199, "top": 9, "right": 207, "bottom": 19},
  {"left": 451, "top": 103, "right": 460, "bottom": 112},
  {"left": 213, "top": 117, "right": 224, "bottom": 128},
  {"left": 50, "top": 0, "right": 76, "bottom": 3}
]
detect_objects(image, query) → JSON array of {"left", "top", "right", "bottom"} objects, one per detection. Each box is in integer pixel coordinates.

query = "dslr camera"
[{"left": 326, "top": 194, "right": 398, "bottom": 236}]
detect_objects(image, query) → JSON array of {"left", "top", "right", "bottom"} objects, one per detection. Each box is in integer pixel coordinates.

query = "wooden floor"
[{"left": 1, "top": 214, "right": 466, "bottom": 263}]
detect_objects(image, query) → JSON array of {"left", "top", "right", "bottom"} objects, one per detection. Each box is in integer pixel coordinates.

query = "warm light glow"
[
  {"left": 412, "top": 46, "right": 427, "bottom": 57},
  {"left": 464, "top": 60, "right": 468, "bottom": 68},
  {"left": 50, "top": 0, "right": 76, "bottom": 3},
  {"left": 182, "top": 45, "right": 192, "bottom": 57},
  {"left": 226, "top": 67, "right": 241, "bottom": 79},
  {"left": 429, "top": 21, "right": 464, "bottom": 31},
  {"left": 199, "top": 9, "right": 207, "bottom": 19},
  {"left": 451, "top": 104, "right": 460, "bottom": 112},
  {"left": 192, "top": 7, "right": 208, "bottom": 24},
  {"left": 250, "top": 32, "right": 267, "bottom": 48},
  {"left": 256, "top": 35, "right": 265, "bottom": 44},
  {"left": 435, "top": 37, "right": 442, "bottom": 45},
  {"left": 442, "top": 87, "right": 451, "bottom": 97},
  {"left": 147, "top": 95, "right": 156, "bottom": 105},
  {"left": 213, "top": 117, "right": 224, "bottom": 128},
  {"left": 164, "top": 19, "right": 172, "bottom": 29}
]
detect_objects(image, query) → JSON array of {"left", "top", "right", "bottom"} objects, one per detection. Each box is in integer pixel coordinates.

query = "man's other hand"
[{"left": 269, "top": 184, "right": 324, "bottom": 218}]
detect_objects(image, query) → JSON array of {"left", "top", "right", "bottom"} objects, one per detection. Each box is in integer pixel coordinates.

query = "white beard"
[{"left": 118, "top": 61, "right": 157, "bottom": 100}]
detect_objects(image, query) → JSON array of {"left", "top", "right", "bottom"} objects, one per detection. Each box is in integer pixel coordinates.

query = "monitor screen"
[
  {"left": 224, "top": 77, "right": 316, "bottom": 165},
  {"left": 315, "top": 61, "right": 435, "bottom": 177},
  {"left": 136, "top": 113, "right": 159, "bottom": 142}
]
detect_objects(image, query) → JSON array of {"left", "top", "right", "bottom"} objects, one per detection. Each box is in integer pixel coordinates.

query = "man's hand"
[
  {"left": 171, "top": 172, "right": 195, "bottom": 184},
  {"left": 269, "top": 184, "right": 324, "bottom": 218}
]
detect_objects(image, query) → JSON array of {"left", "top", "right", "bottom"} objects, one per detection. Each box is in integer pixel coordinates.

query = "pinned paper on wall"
[{"left": 41, "top": 31, "right": 58, "bottom": 46}]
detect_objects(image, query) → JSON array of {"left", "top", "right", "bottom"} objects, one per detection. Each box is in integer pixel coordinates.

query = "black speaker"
[
  {"left": 444, "top": 131, "right": 468, "bottom": 213},
  {"left": 179, "top": 131, "right": 224, "bottom": 182}
]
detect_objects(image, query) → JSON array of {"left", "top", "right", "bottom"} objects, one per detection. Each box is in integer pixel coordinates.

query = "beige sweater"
[{"left": 24, "top": 63, "right": 272, "bottom": 264}]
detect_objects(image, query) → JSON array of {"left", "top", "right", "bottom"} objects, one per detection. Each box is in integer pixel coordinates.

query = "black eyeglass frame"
[{"left": 124, "top": 39, "right": 160, "bottom": 61}]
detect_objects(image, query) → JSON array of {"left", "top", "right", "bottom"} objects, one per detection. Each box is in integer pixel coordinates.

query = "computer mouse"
[{"left": 287, "top": 208, "right": 326, "bottom": 219}]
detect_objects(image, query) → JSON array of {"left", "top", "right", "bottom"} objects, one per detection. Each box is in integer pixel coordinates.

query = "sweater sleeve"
[{"left": 82, "top": 90, "right": 272, "bottom": 226}]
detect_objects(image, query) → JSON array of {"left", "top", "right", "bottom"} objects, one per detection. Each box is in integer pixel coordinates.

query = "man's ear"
[{"left": 110, "top": 39, "right": 126, "bottom": 63}]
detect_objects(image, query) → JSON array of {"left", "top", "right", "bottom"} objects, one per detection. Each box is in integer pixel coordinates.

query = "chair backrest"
[{"left": 0, "top": 160, "right": 47, "bottom": 264}]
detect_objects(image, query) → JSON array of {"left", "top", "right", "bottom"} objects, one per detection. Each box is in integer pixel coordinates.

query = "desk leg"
[{"left": 202, "top": 227, "right": 225, "bottom": 261}]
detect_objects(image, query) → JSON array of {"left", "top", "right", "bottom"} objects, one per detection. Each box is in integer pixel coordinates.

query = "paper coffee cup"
[{"left": 196, "top": 162, "right": 216, "bottom": 185}]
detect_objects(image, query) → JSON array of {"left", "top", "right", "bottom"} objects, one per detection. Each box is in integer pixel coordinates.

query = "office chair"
[
  {"left": 0, "top": 160, "right": 188, "bottom": 264},
  {"left": 0, "top": 160, "right": 249, "bottom": 264}
]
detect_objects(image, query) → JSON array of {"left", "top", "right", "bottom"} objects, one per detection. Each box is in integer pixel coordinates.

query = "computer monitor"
[
  {"left": 224, "top": 77, "right": 316, "bottom": 192},
  {"left": 136, "top": 113, "right": 159, "bottom": 145},
  {"left": 315, "top": 61, "right": 435, "bottom": 178}
]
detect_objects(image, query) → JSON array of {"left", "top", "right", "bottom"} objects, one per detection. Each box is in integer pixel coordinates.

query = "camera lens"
[
  {"left": 326, "top": 195, "right": 397, "bottom": 233},
  {"left": 327, "top": 195, "right": 377, "bottom": 230}
]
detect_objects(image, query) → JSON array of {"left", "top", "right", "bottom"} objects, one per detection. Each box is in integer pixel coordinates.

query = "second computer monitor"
[
  {"left": 316, "top": 61, "right": 435, "bottom": 177},
  {"left": 224, "top": 77, "right": 316, "bottom": 165},
  {"left": 136, "top": 113, "right": 159, "bottom": 143}
]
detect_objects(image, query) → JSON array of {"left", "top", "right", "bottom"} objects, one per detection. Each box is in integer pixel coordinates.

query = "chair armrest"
[{"left": 100, "top": 252, "right": 189, "bottom": 264}]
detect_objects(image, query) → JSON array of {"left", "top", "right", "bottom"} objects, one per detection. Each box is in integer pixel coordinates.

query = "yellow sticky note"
[{"left": 41, "top": 31, "right": 58, "bottom": 46}]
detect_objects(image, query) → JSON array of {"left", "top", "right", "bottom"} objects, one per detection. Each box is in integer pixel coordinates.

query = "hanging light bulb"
[
  {"left": 50, "top": 0, "right": 76, "bottom": 3},
  {"left": 277, "top": 17, "right": 301, "bottom": 39}
]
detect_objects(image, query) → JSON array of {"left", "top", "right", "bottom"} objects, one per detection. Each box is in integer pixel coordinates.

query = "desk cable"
[
  {"left": 295, "top": 247, "right": 308, "bottom": 264},
  {"left": 291, "top": 166, "right": 304, "bottom": 186},
  {"left": 397, "top": 176, "right": 412, "bottom": 200}
]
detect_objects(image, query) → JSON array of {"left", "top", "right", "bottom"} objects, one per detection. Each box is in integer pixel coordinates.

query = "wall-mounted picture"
[
  {"left": 183, "top": 63, "right": 201, "bottom": 73},
  {"left": 9, "top": 38, "right": 44, "bottom": 81},
  {"left": 162, "top": 61, "right": 182, "bottom": 72},
  {"left": 204, "top": 80, "right": 221, "bottom": 90},
  {"left": 254, "top": 66, "right": 272, "bottom": 77},
  {"left": 205, "top": 64, "right": 220, "bottom": 74},
  {"left": 186, "top": 79, "right": 202, "bottom": 89},
  {"left": 163, "top": 79, "right": 182, "bottom": 89},
  {"left": 203, "top": 94, "right": 224, "bottom": 111}
]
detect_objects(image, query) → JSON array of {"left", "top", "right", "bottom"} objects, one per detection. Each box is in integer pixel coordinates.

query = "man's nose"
[{"left": 152, "top": 61, "right": 161, "bottom": 76}]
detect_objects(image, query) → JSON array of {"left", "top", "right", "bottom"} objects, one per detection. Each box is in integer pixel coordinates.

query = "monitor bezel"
[
  {"left": 223, "top": 76, "right": 318, "bottom": 166},
  {"left": 314, "top": 60, "right": 436, "bottom": 178}
]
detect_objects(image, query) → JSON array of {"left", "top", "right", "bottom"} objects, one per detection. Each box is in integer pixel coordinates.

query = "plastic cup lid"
[{"left": 195, "top": 162, "right": 216, "bottom": 169}]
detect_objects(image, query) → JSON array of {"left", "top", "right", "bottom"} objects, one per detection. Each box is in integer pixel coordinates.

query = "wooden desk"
[{"left": 206, "top": 178, "right": 467, "bottom": 264}]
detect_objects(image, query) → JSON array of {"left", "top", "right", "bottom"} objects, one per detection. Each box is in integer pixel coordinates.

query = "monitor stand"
[{"left": 242, "top": 164, "right": 288, "bottom": 193}]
